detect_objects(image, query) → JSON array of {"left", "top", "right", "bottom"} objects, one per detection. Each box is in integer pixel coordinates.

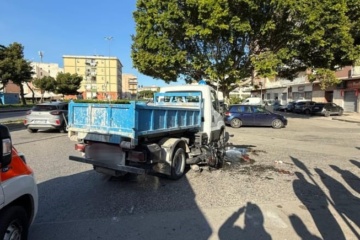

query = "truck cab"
[
  {"left": 0, "top": 125, "right": 38, "bottom": 239},
  {"left": 159, "top": 84, "right": 225, "bottom": 144}
]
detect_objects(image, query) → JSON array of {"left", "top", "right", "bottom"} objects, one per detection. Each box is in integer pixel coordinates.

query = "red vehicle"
[{"left": 0, "top": 124, "right": 38, "bottom": 239}]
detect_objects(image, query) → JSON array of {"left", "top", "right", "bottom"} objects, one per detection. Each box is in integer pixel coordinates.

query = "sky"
[{"left": 0, "top": 0, "right": 183, "bottom": 87}]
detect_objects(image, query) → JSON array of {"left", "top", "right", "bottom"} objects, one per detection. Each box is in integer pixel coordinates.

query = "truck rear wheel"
[
  {"left": 0, "top": 206, "right": 29, "bottom": 240},
  {"left": 170, "top": 147, "right": 186, "bottom": 180}
]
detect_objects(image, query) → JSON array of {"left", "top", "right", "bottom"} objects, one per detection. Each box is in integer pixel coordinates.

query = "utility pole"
[{"left": 104, "top": 36, "right": 113, "bottom": 100}]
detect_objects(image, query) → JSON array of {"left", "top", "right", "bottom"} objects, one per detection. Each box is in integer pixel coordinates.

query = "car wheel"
[
  {"left": 272, "top": 119, "right": 283, "bottom": 129},
  {"left": 169, "top": 147, "right": 186, "bottom": 180},
  {"left": 338, "top": 110, "right": 343, "bottom": 116},
  {"left": 0, "top": 206, "right": 29, "bottom": 240},
  {"left": 324, "top": 111, "right": 331, "bottom": 117},
  {"left": 230, "top": 118, "right": 242, "bottom": 128},
  {"left": 304, "top": 109, "right": 311, "bottom": 115},
  {"left": 27, "top": 128, "right": 38, "bottom": 133}
]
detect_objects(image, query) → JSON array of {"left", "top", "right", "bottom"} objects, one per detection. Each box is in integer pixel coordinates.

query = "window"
[{"left": 210, "top": 90, "right": 219, "bottom": 112}]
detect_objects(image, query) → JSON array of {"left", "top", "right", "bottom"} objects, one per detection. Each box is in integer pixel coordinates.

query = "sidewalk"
[{"left": 332, "top": 112, "right": 360, "bottom": 124}]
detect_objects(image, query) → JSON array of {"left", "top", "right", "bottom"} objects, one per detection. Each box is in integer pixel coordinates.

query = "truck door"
[{"left": 210, "top": 90, "right": 225, "bottom": 141}]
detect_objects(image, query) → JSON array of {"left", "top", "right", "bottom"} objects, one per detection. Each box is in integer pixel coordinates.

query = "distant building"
[
  {"left": 122, "top": 74, "right": 138, "bottom": 99},
  {"left": 63, "top": 55, "right": 123, "bottom": 100},
  {"left": 24, "top": 62, "right": 64, "bottom": 95},
  {"left": 138, "top": 85, "right": 159, "bottom": 92}
]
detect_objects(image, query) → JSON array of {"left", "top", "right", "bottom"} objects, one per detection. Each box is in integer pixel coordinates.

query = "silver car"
[{"left": 24, "top": 101, "right": 68, "bottom": 133}]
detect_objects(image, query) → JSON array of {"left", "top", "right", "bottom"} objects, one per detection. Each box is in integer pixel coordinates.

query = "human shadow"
[
  {"left": 330, "top": 165, "right": 360, "bottom": 194},
  {"left": 291, "top": 157, "right": 346, "bottom": 240},
  {"left": 289, "top": 214, "right": 321, "bottom": 240},
  {"left": 350, "top": 159, "right": 360, "bottom": 169},
  {"left": 218, "top": 202, "right": 271, "bottom": 240},
  {"left": 315, "top": 168, "right": 360, "bottom": 229}
]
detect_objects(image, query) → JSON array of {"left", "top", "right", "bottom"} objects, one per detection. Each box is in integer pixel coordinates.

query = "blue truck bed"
[{"left": 67, "top": 92, "right": 203, "bottom": 145}]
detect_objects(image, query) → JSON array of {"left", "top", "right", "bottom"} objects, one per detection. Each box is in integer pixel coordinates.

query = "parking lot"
[{"left": 5, "top": 114, "right": 360, "bottom": 239}]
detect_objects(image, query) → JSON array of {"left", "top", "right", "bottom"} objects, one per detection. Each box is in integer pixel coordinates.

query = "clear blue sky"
[{"left": 0, "top": 0, "right": 183, "bottom": 87}]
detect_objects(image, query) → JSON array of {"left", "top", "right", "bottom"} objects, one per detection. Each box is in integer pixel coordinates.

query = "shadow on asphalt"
[
  {"left": 291, "top": 157, "right": 360, "bottom": 240},
  {"left": 29, "top": 170, "right": 213, "bottom": 240}
]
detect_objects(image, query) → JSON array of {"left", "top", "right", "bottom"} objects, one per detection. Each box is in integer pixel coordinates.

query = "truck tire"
[
  {"left": 170, "top": 147, "right": 186, "bottom": 180},
  {"left": 0, "top": 206, "right": 29, "bottom": 240}
]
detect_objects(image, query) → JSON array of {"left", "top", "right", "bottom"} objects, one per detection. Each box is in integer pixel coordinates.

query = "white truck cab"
[
  {"left": 160, "top": 84, "right": 225, "bottom": 144},
  {"left": 0, "top": 125, "right": 38, "bottom": 239}
]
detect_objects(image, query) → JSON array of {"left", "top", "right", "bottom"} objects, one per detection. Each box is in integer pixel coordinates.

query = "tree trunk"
[
  {"left": 26, "top": 82, "right": 36, "bottom": 104},
  {"left": 19, "top": 84, "right": 27, "bottom": 105}
]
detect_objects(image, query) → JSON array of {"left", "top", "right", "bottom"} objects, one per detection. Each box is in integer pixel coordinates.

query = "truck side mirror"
[{"left": 0, "top": 125, "right": 12, "bottom": 170}]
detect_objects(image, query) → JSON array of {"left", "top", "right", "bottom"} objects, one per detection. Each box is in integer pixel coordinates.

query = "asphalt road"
[
  {"left": 0, "top": 110, "right": 28, "bottom": 122},
  {"left": 8, "top": 115, "right": 360, "bottom": 240}
]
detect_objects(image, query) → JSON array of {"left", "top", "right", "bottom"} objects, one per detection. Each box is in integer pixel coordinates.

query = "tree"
[
  {"left": 0, "top": 43, "right": 34, "bottom": 105},
  {"left": 132, "top": 0, "right": 359, "bottom": 96},
  {"left": 55, "top": 72, "right": 82, "bottom": 96},
  {"left": 33, "top": 76, "right": 57, "bottom": 102},
  {"left": 138, "top": 90, "right": 156, "bottom": 99}
]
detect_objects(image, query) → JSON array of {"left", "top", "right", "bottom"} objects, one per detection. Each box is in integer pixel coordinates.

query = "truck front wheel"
[
  {"left": 0, "top": 206, "right": 29, "bottom": 240},
  {"left": 170, "top": 148, "right": 186, "bottom": 180}
]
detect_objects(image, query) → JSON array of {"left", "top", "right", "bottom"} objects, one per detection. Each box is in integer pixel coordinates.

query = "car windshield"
[{"left": 32, "top": 105, "right": 58, "bottom": 111}]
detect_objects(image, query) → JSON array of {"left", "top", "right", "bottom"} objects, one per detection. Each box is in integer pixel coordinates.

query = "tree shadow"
[
  {"left": 218, "top": 202, "right": 271, "bottom": 240},
  {"left": 29, "top": 171, "right": 212, "bottom": 240},
  {"left": 315, "top": 168, "right": 360, "bottom": 229},
  {"left": 330, "top": 165, "right": 360, "bottom": 194},
  {"left": 291, "top": 157, "right": 346, "bottom": 240},
  {"left": 350, "top": 159, "right": 360, "bottom": 169}
]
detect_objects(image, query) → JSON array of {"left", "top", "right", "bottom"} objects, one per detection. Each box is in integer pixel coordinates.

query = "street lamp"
[{"left": 104, "top": 36, "right": 113, "bottom": 100}]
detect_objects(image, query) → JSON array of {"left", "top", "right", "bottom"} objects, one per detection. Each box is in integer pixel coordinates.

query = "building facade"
[
  {"left": 122, "top": 74, "right": 138, "bottom": 99},
  {"left": 24, "top": 62, "right": 64, "bottom": 96},
  {"left": 63, "top": 55, "right": 123, "bottom": 100},
  {"left": 249, "top": 65, "right": 360, "bottom": 112}
]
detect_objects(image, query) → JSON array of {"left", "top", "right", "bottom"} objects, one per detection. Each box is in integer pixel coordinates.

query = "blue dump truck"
[{"left": 67, "top": 85, "right": 227, "bottom": 179}]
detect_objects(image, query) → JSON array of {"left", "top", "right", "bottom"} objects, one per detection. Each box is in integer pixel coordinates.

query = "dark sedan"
[
  {"left": 224, "top": 104, "right": 287, "bottom": 129},
  {"left": 311, "top": 103, "right": 344, "bottom": 117}
]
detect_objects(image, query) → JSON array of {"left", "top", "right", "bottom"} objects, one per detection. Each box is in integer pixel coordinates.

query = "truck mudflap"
[{"left": 69, "top": 156, "right": 146, "bottom": 175}]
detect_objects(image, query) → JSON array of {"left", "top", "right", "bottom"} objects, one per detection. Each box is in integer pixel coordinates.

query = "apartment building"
[
  {"left": 122, "top": 73, "right": 138, "bottom": 99},
  {"left": 63, "top": 55, "right": 123, "bottom": 100},
  {"left": 24, "top": 62, "right": 64, "bottom": 95}
]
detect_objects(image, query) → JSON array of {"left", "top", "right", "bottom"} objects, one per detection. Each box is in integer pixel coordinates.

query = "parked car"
[
  {"left": 0, "top": 124, "right": 38, "bottom": 239},
  {"left": 224, "top": 104, "right": 287, "bottom": 129},
  {"left": 311, "top": 102, "right": 344, "bottom": 117},
  {"left": 293, "top": 101, "right": 316, "bottom": 114},
  {"left": 24, "top": 101, "right": 68, "bottom": 133},
  {"left": 286, "top": 101, "right": 296, "bottom": 112},
  {"left": 242, "top": 97, "right": 263, "bottom": 105}
]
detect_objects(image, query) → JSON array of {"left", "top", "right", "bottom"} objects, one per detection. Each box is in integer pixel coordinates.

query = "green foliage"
[
  {"left": 308, "top": 68, "right": 341, "bottom": 90},
  {"left": 56, "top": 72, "right": 82, "bottom": 96},
  {"left": 132, "top": 0, "right": 359, "bottom": 95},
  {"left": 137, "top": 90, "right": 156, "bottom": 99},
  {"left": 229, "top": 96, "right": 242, "bottom": 105},
  {"left": 33, "top": 76, "right": 57, "bottom": 93},
  {"left": 0, "top": 42, "right": 33, "bottom": 105}
]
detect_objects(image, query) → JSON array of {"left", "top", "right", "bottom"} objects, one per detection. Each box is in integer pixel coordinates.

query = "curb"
[
  {"left": 0, "top": 108, "right": 30, "bottom": 113},
  {"left": 331, "top": 117, "right": 360, "bottom": 124}
]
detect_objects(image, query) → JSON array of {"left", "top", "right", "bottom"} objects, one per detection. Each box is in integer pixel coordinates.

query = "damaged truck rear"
[{"left": 67, "top": 84, "right": 228, "bottom": 179}]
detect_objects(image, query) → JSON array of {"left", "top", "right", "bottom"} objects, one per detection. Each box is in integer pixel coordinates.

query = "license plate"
[
  {"left": 314, "top": 107, "right": 319, "bottom": 109},
  {"left": 34, "top": 120, "right": 46, "bottom": 123}
]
